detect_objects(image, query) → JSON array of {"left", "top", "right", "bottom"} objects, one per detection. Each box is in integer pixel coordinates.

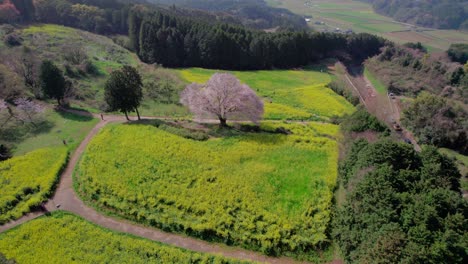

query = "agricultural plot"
[
  {"left": 0, "top": 147, "right": 68, "bottom": 224},
  {"left": 267, "top": 0, "right": 468, "bottom": 51},
  {"left": 178, "top": 68, "right": 355, "bottom": 120},
  {"left": 0, "top": 211, "right": 250, "bottom": 264},
  {"left": 75, "top": 122, "right": 340, "bottom": 258}
]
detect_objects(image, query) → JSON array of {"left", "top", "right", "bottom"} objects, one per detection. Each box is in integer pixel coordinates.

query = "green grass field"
[
  {"left": 0, "top": 147, "right": 68, "bottom": 224},
  {"left": 178, "top": 68, "right": 355, "bottom": 120},
  {"left": 364, "top": 68, "right": 387, "bottom": 94},
  {"left": 267, "top": 0, "right": 468, "bottom": 51},
  {"left": 11, "top": 109, "right": 99, "bottom": 155},
  {"left": 0, "top": 211, "right": 251, "bottom": 264},
  {"left": 75, "top": 122, "right": 339, "bottom": 259}
]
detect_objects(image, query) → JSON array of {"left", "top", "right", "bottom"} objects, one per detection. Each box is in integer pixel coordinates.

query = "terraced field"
[
  {"left": 75, "top": 121, "right": 340, "bottom": 259},
  {"left": 0, "top": 211, "right": 251, "bottom": 264},
  {"left": 178, "top": 68, "right": 355, "bottom": 120}
]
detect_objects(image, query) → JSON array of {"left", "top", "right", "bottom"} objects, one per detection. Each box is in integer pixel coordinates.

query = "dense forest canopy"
[
  {"left": 334, "top": 139, "right": 467, "bottom": 263},
  {"left": 130, "top": 7, "right": 386, "bottom": 69},
  {"left": 147, "top": 0, "right": 308, "bottom": 31},
  {"left": 359, "top": 0, "right": 468, "bottom": 30}
]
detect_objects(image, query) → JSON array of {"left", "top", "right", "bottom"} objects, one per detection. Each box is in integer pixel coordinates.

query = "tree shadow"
[{"left": 55, "top": 108, "right": 94, "bottom": 122}]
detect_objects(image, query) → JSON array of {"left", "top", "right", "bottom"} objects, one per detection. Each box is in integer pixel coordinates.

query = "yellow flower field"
[{"left": 75, "top": 122, "right": 339, "bottom": 258}]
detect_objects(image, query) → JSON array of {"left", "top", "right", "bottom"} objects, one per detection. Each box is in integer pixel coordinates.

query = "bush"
[
  {"left": 341, "top": 107, "right": 388, "bottom": 133},
  {"left": 4, "top": 33, "right": 21, "bottom": 47},
  {"left": 327, "top": 80, "right": 360, "bottom": 106},
  {"left": 448, "top": 43, "right": 468, "bottom": 64},
  {"left": 0, "top": 144, "right": 12, "bottom": 161}
]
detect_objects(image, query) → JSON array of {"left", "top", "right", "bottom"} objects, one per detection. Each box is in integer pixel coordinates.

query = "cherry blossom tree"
[{"left": 180, "top": 73, "right": 264, "bottom": 127}]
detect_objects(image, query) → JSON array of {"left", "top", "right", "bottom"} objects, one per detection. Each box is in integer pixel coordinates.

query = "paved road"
[{"left": 0, "top": 111, "right": 309, "bottom": 264}]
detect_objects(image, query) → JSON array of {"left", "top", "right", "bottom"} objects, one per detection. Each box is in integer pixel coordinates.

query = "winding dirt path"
[{"left": 0, "top": 111, "right": 309, "bottom": 264}]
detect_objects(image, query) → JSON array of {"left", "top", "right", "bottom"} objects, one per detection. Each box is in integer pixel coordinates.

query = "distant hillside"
[
  {"left": 359, "top": 0, "right": 468, "bottom": 30},
  {"left": 147, "top": 0, "right": 308, "bottom": 31}
]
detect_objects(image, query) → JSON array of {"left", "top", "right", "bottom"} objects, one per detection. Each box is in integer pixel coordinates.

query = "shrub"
[
  {"left": 4, "top": 33, "right": 21, "bottom": 46},
  {"left": 341, "top": 106, "right": 388, "bottom": 133}
]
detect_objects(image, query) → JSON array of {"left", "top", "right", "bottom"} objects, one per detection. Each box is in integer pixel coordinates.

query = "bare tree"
[
  {"left": 14, "top": 98, "right": 44, "bottom": 128},
  {"left": 0, "top": 99, "right": 7, "bottom": 112},
  {"left": 180, "top": 73, "right": 264, "bottom": 127}
]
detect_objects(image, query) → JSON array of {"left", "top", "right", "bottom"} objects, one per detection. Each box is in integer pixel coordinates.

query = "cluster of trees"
[
  {"left": 33, "top": 0, "right": 130, "bottom": 34},
  {"left": 403, "top": 92, "right": 467, "bottom": 154},
  {"left": 149, "top": 0, "right": 308, "bottom": 31},
  {"left": 359, "top": 0, "right": 468, "bottom": 30},
  {"left": 334, "top": 139, "right": 467, "bottom": 263},
  {"left": 131, "top": 7, "right": 386, "bottom": 69},
  {"left": 448, "top": 43, "right": 468, "bottom": 64},
  {"left": 366, "top": 44, "right": 467, "bottom": 100}
]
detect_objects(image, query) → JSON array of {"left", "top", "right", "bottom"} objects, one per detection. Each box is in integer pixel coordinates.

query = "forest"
[
  {"left": 1, "top": 0, "right": 387, "bottom": 70},
  {"left": 148, "top": 0, "right": 308, "bottom": 31},
  {"left": 334, "top": 139, "right": 467, "bottom": 263},
  {"left": 359, "top": 0, "right": 468, "bottom": 30}
]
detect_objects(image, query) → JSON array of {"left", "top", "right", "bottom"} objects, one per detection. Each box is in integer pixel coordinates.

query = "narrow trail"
[{"left": 0, "top": 110, "right": 309, "bottom": 264}]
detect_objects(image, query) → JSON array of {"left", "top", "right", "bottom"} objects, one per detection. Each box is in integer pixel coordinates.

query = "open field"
[
  {"left": 0, "top": 147, "right": 68, "bottom": 224},
  {"left": 266, "top": 0, "right": 468, "bottom": 51},
  {"left": 0, "top": 211, "right": 251, "bottom": 264},
  {"left": 178, "top": 68, "right": 355, "bottom": 120},
  {"left": 75, "top": 121, "right": 340, "bottom": 259},
  {"left": 11, "top": 110, "right": 99, "bottom": 155}
]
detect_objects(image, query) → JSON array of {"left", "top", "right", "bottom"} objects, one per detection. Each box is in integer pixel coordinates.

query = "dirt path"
[{"left": 0, "top": 112, "right": 308, "bottom": 264}]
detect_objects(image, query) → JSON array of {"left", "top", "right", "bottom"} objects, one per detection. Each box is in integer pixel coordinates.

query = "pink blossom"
[{"left": 180, "top": 73, "right": 264, "bottom": 126}]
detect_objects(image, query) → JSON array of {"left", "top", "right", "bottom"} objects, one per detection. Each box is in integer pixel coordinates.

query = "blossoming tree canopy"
[{"left": 180, "top": 73, "right": 264, "bottom": 127}]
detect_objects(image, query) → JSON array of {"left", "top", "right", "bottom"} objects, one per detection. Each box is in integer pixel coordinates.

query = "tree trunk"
[
  {"left": 124, "top": 110, "right": 130, "bottom": 121},
  {"left": 219, "top": 117, "right": 227, "bottom": 128},
  {"left": 57, "top": 98, "right": 61, "bottom": 106},
  {"left": 135, "top": 107, "right": 141, "bottom": 120}
]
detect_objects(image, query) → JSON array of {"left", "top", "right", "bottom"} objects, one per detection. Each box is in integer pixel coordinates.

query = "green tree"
[
  {"left": 40, "top": 60, "right": 65, "bottom": 106},
  {"left": 104, "top": 66, "right": 143, "bottom": 120}
]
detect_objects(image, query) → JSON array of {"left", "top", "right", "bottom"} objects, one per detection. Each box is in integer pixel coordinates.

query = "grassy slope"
[
  {"left": 75, "top": 122, "right": 339, "bottom": 259},
  {"left": 364, "top": 67, "right": 387, "bottom": 94},
  {"left": 10, "top": 24, "right": 187, "bottom": 117},
  {"left": 13, "top": 109, "right": 99, "bottom": 155},
  {"left": 0, "top": 211, "right": 251, "bottom": 264},
  {"left": 267, "top": 0, "right": 468, "bottom": 51},
  {"left": 178, "top": 68, "right": 355, "bottom": 120}
]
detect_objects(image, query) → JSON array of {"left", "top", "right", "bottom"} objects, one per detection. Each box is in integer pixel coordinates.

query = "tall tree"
[
  {"left": 104, "top": 66, "right": 143, "bottom": 120},
  {"left": 180, "top": 73, "right": 264, "bottom": 127},
  {"left": 39, "top": 60, "right": 65, "bottom": 106}
]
